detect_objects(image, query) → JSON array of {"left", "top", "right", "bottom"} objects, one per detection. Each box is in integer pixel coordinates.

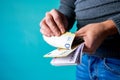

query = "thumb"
[
  {"left": 75, "top": 30, "right": 83, "bottom": 37},
  {"left": 75, "top": 30, "right": 80, "bottom": 36}
]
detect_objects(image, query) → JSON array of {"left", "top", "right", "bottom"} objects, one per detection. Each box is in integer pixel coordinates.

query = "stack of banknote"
[{"left": 43, "top": 32, "right": 84, "bottom": 66}]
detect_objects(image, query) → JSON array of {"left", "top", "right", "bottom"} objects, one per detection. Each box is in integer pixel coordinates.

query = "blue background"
[{"left": 0, "top": 0, "right": 77, "bottom": 80}]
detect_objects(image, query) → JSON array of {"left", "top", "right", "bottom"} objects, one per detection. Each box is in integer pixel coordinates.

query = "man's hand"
[
  {"left": 75, "top": 20, "right": 118, "bottom": 54},
  {"left": 40, "top": 9, "right": 68, "bottom": 37}
]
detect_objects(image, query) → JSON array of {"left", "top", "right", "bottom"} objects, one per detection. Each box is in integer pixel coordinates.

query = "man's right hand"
[{"left": 40, "top": 9, "right": 68, "bottom": 37}]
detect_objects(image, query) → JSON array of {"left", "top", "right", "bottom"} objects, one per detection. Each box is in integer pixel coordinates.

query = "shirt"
[{"left": 58, "top": 0, "right": 120, "bottom": 59}]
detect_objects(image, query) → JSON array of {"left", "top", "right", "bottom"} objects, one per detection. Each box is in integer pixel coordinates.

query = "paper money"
[
  {"left": 42, "top": 32, "right": 84, "bottom": 66},
  {"left": 43, "top": 32, "right": 83, "bottom": 58},
  {"left": 50, "top": 43, "right": 84, "bottom": 66},
  {"left": 44, "top": 46, "right": 78, "bottom": 57},
  {"left": 43, "top": 32, "right": 75, "bottom": 49}
]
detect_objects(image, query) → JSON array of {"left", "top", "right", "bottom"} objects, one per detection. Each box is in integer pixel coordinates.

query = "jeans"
[{"left": 76, "top": 54, "right": 120, "bottom": 80}]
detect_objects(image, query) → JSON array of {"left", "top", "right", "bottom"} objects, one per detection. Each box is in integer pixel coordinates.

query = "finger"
[
  {"left": 83, "top": 42, "right": 95, "bottom": 54},
  {"left": 40, "top": 29, "right": 51, "bottom": 37},
  {"left": 39, "top": 18, "right": 45, "bottom": 28},
  {"left": 83, "top": 48, "right": 95, "bottom": 54},
  {"left": 75, "top": 32, "right": 84, "bottom": 38},
  {"left": 50, "top": 9, "right": 65, "bottom": 34},
  {"left": 40, "top": 19, "right": 54, "bottom": 37},
  {"left": 75, "top": 28, "right": 85, "bottom": 37},
  {"left": 83, "top": 45, "right": 89, "bottom": 52},
  {"left": 82, "top": 44, "right": 92, "bottom": 53},
  {"left": 45, "top": 12, "right": 61, "bottom": 36}
]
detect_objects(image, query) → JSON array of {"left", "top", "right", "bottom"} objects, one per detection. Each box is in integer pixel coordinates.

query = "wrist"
[{"left": 100, "top": 20, "right": 118, "bottom": 36}]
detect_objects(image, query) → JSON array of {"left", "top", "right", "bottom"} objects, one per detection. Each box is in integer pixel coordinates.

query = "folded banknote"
[
  {"left": 50, "top": 43, "right": 84, "bottom": 66},
  {"left": 42, "top": 32, "right": 84, "bottom": 66},
  {"left": 43, "top": 32, "right": 75, "bottom": 49}
]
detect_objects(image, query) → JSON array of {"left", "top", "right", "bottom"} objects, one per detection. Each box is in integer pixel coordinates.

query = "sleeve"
[
  {"left": 58, "top": 0, "right": 76, "bottom": 30},
  {"left": 109, "top": 14, "right": 120, "bottom": 34}
]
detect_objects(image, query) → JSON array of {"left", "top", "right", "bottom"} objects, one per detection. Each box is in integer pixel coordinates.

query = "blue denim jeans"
[{"left": 76, "top": 54, "right": 120, "bottom": 80}]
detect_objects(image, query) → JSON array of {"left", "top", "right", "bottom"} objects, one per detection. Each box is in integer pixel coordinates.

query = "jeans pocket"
[{"left": 104, "top": 58, "right": 120, "bottom": 75}]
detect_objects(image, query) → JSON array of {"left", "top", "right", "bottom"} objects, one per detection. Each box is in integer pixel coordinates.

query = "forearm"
[{"left": 100, "top": 20, "right": 118, "bottom": 37}]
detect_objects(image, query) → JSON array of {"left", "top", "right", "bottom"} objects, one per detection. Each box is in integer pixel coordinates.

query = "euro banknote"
[
  {"left": 42, "top": 32, "right": 84, "bottom": 66},
  {"left": 50, "top": 43, "right": 84, "bottom": 66},
  {"left": 43, "top": 32, "right": 76, "bottom": 49},
  {"left": 43, "top": 32, "right": 83, "bottom": 58}
]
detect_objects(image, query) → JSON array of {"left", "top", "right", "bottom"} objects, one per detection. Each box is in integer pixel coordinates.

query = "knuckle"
[
  {"left": 46, "top": 16, "right": 52, "bottom": 23},
  {"left": 40, "top": 21, "right": 46, "bottom": 29},
  {"left": 40, "top": 18, "right": 45, "bottom": 26},
  {"left": 54, "top": 15, "right": 60, "bottom": 21},
  {"left": 50, "top": 9, "right": 59, "bottom": 16},
  {"left": 54, "top": 30, "right": 61, "bottom": 35},
  {"left": 51, "top": 27, "right": 59, "bottom": 33},
  {"left": 52, "top": 26, "right": 58, "bottom": 31},
  {"left": 51, "top": 9, "right": 57, "bottom": 13},
  {"left": 45, "top": 12, "right": 50, "bottom": 16}
]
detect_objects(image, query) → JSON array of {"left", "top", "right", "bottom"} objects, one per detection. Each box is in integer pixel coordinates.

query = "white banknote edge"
[
  {"left": 43, "top": 46, "right": 78, "bottom": 58},
  {"left": 43, "top": 32, "right": 75, "bottom": 49},
  {"left": 50, "top": 43, "right": 84, "bottom": 66}
]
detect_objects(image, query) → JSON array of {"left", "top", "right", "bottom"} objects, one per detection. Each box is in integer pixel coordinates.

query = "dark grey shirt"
[{"left": 58, "top": 0, "right": 120, "bottom": 59}]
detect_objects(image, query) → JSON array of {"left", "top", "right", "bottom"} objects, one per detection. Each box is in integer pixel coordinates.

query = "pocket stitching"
[{"left": 103, "top": 58, "right": 120, "bottom": 75}]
